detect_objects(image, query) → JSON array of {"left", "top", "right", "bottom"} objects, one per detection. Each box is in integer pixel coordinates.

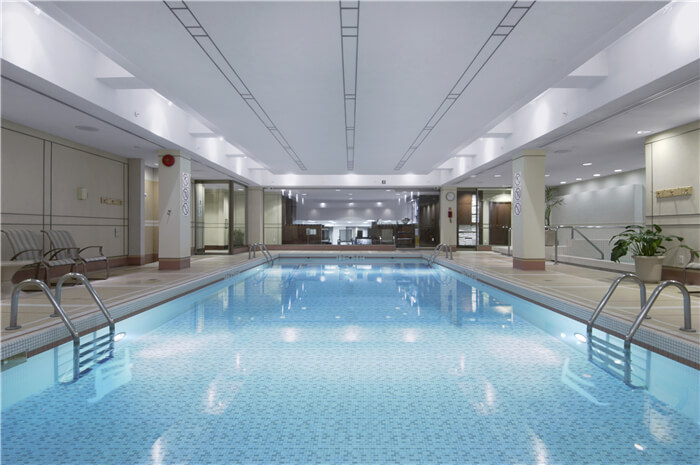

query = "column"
[
  {"left": 157, "top": 150, "right": 191, "bottom": 270},
  {"left": 511, "top": 149, "right": 546, "bottom": 270},
  {"left": 439, "top": 186, "right": 457, "bottom": 249},
  {"left": 127, "top": 158, "right": 145, "bottom": 265},
  {"left": 246, "top": 186, "right": 264, "bottom": 245}
]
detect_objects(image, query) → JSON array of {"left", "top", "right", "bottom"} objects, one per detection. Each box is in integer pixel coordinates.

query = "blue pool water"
[{"left": 2, "top": 261, "right": 699, "bottom": 464}]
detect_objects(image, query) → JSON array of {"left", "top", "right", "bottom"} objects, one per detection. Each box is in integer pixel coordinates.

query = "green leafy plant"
[
  {"left": 610, "top": 224, "right": 698, "bottom": 262},
  {"left": 544, "top": 186, "right": 564, "bottom": 226},
  {"left": 232, "top": 229, "right": 245, "bottom": 246}
]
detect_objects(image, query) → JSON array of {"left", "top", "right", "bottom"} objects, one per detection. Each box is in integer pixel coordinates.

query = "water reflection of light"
[
  {"left": 402, "top": 329, "right": 417, "bottom": 342},
  {"left": 460, "top": 354, "right": 465, "bottom": 373},
  {"left": 574, "top": 333, "right": 588, "bottom": 343},
  {"left": 282, "top": 327, "right": 298, "bottom": 342},
  {"left": 533, "top": 434, "right": 549, "bottom": 465},
  {"left": 236, "top": 353, "right": 241, "bottom": 369},
  {"left": 343, "top": 326, "right": 361, "bottom": 342},
  {"left": 151, "top": 437, "right": 165, "bottom": 465},
  {"left": 484, "top": 381, "right": 496, "bottom": 407},
  {"left": 114, "top": 332, "right": 126, "bottom": 342},
  {"left": 634, "top": 443, "right": 645, "bottom": 451},
  {"left": 320, "top": 276, "right": 326, "bottom": 282},
  {"left": 376, "top": 277, "right": 382, "bottom": 283}
]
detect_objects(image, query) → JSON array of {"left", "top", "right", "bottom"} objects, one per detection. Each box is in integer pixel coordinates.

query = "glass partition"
[
  {"left": 478, "top": 189, "right": 512, "bottom": 247},
  {"left": 265, "top": 188, "right": 440, "bottom": 247},
  {"left": 193, "top": 181, "right": 246, "bottom": 254}
]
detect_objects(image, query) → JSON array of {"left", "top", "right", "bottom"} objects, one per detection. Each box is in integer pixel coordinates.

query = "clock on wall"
[{"left": 445, "top": 192, "right": 455, "bottom": 201}]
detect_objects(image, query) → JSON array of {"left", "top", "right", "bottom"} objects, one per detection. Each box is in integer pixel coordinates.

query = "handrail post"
[
  {"left": 624, "top": 280, "right": 695, "bottom": 349},
  {"left": 554, "top": 227, "right": 559, "bottom": 264},
  {"left": 55, "top": 272, "right": 115, "bottom": 334},
  {"left": 587, "top": 273, "right": 646, "bottom": 335},
  {"left": 6, "top": 279, "right": 80, "bottom": 380},
  {"left": 507, "top": 228, "right": 512, "bottom": 257}
]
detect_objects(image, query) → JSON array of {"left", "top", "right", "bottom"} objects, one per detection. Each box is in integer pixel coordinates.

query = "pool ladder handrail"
[
  {"left": 6, "top": 278, "right": 81, "bottom": 381},
  {"left": 249, "top": 243, "right": 272, "bottom": 263},
  {"left": 55, "top": 272, "right": 115, "bottom": 335},
  {"left": 551, "top": 225, "right": 604, "bottom": 264},
  {"left": 624, "top": 280, "right": 695, "bottom": 349},
  {"left": 6, "top": 273, "right": 115, "bottom": 381},
  {"left": 429, "top": 243, "right": 453, "bottom": 264},
  {"left": 587, "top": 273, "right": 647, "bottom": 336}
]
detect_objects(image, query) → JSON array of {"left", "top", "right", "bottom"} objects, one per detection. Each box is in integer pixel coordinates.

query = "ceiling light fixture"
[
  {"left": 560, "top": 181, "right": 567, "bottom": 184},
  {"left": 636, "top": 130, "right": 652, "bottom": 135},
  {"left": 614, "top": 169, "right": 622, "bottom": 173},
  {"left": 575, "top": 178, "right": 582, "bottom": 181},
  {"left": 582, "top": 162, "right": 592, "bottom": 166},
  {"left": 493, "top": 174, "right": 502, "bottom": 178},
  {"left": 545, "top": 174, "right": 550, "bottom": 177},
  {"left": 593, "top": 173, "right": 601, "bottom": 177}
]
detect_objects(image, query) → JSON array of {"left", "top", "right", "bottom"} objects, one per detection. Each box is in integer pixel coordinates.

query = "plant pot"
[
  {"left": 545, "top": 230, "right": 556, "bottom": 247},
  {"left": 633, "top": 255, "right": 665, "bottom": 283}
]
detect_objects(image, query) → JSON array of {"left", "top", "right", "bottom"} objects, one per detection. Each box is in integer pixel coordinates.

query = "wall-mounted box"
[
  {"left": 100, "top": 197, "right": 123, "bottom": 206},
  {"left": 655, "top": 186, "right": 693, "bottom": 199},
  {"left": 77, "top": 187, "right": 88, "bottom": 200}
]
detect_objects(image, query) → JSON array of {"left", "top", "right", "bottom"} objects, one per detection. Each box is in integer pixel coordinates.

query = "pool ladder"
[
  {"left": 587, "top": 273, "right": 695, "bottom": 350},
  {"left": 5, "top": 272, "right": 115, "bottom": 382},
  {"left": 428, "top": 243, "right": 453, "bottom": 264},
  {"left": 249, "top": 243, "right": 272, "bottom": 263}
]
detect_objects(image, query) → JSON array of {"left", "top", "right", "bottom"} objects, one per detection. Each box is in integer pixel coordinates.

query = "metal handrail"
[
  {"left": 507, "top": 227, "right": 512, "bottom": 256},
  {"left": 6, "top": 279, "right": 80, "bottom": 380},
  {"left": 248, "top": 243, "right": 272, "bottom": 263},
  {"left": 587, "top": 273, "right": 646, "bottom": 336},
  {"left": 54, "top": 273, "right": 115, "bottom": 335},
  {"left": 428, "top": 243, "right": 453, "bottom": 264},
  {"left": 624, "top": 280, "right": 696, "bottom": 349},
  {"left": 552, "top": 226, "right": 604, "bottom": 264}
]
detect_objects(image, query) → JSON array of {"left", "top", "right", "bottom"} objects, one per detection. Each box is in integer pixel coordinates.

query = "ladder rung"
[
  {"left": 79, "top": 333, "right": 112, "bottom": 350},
  {"left": 79, "top": 340, "right": 113, "bottom": 359}
]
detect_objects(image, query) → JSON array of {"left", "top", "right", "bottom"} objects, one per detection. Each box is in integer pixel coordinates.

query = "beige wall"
[
  {"left": 645, "top": 121, "right": 700, "bottom": 266},
  {"left": 1, "top": 121, "right": 128, "bottom": 260},
  {"left": 144, "top": 167, "right": 159, "bottom": 259},
  {"left": 263, "top": 191, "right": 282, "bottom": 245}
]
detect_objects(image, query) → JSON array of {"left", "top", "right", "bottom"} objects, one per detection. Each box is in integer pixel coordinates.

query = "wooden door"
[{"left": 489, "top": 202, "right": 511, "bottom": 245}]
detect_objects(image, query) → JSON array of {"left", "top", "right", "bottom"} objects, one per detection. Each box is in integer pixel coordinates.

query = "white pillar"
[
  {"left": 511, "top": 149, "right": 546, "bottom": 270},
  {"left": 246, "top": 186, "right": 264, "bottom": 245},
  {"left": 157, "top": 150, "right": 191, "bottom": 270},
  {"left": 127, "top": 158, "right": 145, "bottom": 265},
  {"left": 439, "top": 186, "right": 457, "bottom": 248}
]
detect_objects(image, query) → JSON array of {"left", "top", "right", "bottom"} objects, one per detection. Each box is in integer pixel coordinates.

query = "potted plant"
[
  {"left": 544, "top": 186, "right": 564, "bottom": 246},
  {"left": 610, "top": 224, "right": 698, "bottom": 282}
]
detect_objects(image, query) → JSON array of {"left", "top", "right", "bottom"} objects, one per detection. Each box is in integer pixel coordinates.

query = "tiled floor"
[{"left": 1, "top": 250, "right": 698, "bottom": 361}]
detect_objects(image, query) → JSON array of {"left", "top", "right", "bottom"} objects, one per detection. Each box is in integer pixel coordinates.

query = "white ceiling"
[
  {"left": 2, "top": 0, "right": 696, "bottom": 189},
  {"left": 35, "top": 0, "right": 665, "bottom": 176}
]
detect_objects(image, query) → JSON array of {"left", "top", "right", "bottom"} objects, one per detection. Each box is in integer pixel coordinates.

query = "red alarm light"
[{"left": 162, "top": 154, "right": 175, "bottom": 167}]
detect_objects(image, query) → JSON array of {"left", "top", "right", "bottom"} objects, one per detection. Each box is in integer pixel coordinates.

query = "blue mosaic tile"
[{"left": 2, "top": 264, "right": 698, "bottom": 464}]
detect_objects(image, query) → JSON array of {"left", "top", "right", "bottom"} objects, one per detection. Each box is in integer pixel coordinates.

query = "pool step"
[{"left": 588, "top": 335, "right": 648, "bottom": 389}]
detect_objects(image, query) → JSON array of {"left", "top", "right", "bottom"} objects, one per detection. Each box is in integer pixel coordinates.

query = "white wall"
[
  {"left": 645, "top": 121, "right": 699, "bottom": 265},
  {"left": 551, "top": 169, "right": 645, "bottom": 226},
  {"left": 263, "top": 191, "right": 282, "bottom": 245},
  {"left": 1, "top": 121, "right": 128, "bottom": 260}
]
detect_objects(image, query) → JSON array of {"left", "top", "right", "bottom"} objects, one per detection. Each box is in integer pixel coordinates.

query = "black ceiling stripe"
[
  {"left": 394, "top": 1, "right": 535, "bottom": 171},
  {"left": 164, "top": 1, "right": 307, "bottom": 170}
]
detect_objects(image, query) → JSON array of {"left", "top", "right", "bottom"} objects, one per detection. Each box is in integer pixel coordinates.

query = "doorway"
[{"left": 194, "top": 182, "right": 230, "bottom": 254}]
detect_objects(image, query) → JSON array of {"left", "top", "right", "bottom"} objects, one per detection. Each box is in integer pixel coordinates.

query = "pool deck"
[{"left": 1, "top": 250, "right": 698, "bottom": 366}]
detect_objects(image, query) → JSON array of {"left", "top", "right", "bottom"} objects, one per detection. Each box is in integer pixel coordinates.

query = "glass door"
[{"left": 194, "top": 182, "right": 230, "bottom": 254}]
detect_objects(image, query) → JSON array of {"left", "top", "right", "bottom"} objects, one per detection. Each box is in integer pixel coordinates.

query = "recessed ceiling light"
[
  {"left": 593, "top": 173, "right": 601, "bottom": 177},
  {"left": 335, "top": 189, "right": 341, "bottom": 192},
  {"left": 218, "top": 136, "right": 224, "bottom": 141},
  {"left": 75, "top": 125, "right": 99, "bottom": 132},
  {"left": 167, "top": 101, "right": 173, "bottom": 107},
  {"left": 545, "top": 174, "right": 550, "bottom": 177},
  {"left": 637, "top": 130, "right": 652, "bottom": 135},
  {"left": 614, "top": 169, "right": 622, "bottom": 173},
  {"left": 469, "top": 175, "right": 477, "bottom": 178},
  {"left": 582, "top": 162, "right": 592, "bottom": 166},
  {"left": 575, "top": 178, "right": 582, "bottom": 181},
  {"left": 560, "top": 181, "right": 567, "bottom": 184},
  {"left": 302, "top": 193, "right": 307, "bottom": 196},
  {"left": 493, "top": 174, "right": 502, "bottom": 178},
  {"left": 385, "top": 189, "right": 391, "bottom": 192}
]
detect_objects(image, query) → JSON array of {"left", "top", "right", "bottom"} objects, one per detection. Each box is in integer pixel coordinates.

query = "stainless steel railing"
[
  {"left": 249, "top": 243, "right": 272, "bottom": 263},
  {"left": 587, "top": 273, "right": 646, "bottom": 336}
]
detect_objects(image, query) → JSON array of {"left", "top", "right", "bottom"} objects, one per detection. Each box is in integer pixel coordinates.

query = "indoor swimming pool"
[{"left": 2, "top": 260, "right": 699, "bottom": 464}]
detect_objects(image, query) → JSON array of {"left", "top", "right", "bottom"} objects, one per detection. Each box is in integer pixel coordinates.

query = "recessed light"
[
  {"left": 593, "top": 173, "right": 601, "bottom": 177},
  {"left": 34, "top": 6, "right": 41, "bottom": 15},
  {"left": 582, "top": 162, "right": 592, "bottom": 166},
  {"left": 302, "top": 193, "right": 307, "bottom": 196},
  {"left": 154, "top": 163, "right": 159, "bottom": 167},
  {"left": 385, "top": 189, "right": 391, "bottom": 192},
  {"left": 493, "top": 174, "right": 502, "bottom": 178},
  {"left": 469, "top": 175, "right": 477, "bottom": 178},
  {"left": 545, "top": 174, "right": 550, "bottom": 177},
  {"left": 575, "top": 178, "right": 582, "bottom": 181},
  {"left": 614, "top": 169, "right": 622, "bottom": 173},
  {"left": 167, "top": 101, "right": 173, "bottom": 107},
  {"left": 637, "top": 130, "right": 652, "bottom": 135},
  {"left": 218, "top": 136, "right": 224, "bottom": 141},
  {"left": 75, "top": 125, "right": 99, "bottom": 132},
  {"left": 560, "top": 181, "right": 567, "bottom": 184}
]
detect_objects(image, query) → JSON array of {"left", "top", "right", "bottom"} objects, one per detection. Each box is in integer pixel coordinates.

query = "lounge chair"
[
  {"left": 1, "top": 229, "right": 77, "bottom": 284},
  {"left": 42, "top": 230, "right": 110, "bottom": 279}
]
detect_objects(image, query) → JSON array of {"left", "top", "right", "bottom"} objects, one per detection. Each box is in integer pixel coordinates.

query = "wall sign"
[
  {"left": 182, "top": 172, "right": 191, "bottom": 216},
  {"left": 513, "top": 171, "right": 522, "bottom": 216}
]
